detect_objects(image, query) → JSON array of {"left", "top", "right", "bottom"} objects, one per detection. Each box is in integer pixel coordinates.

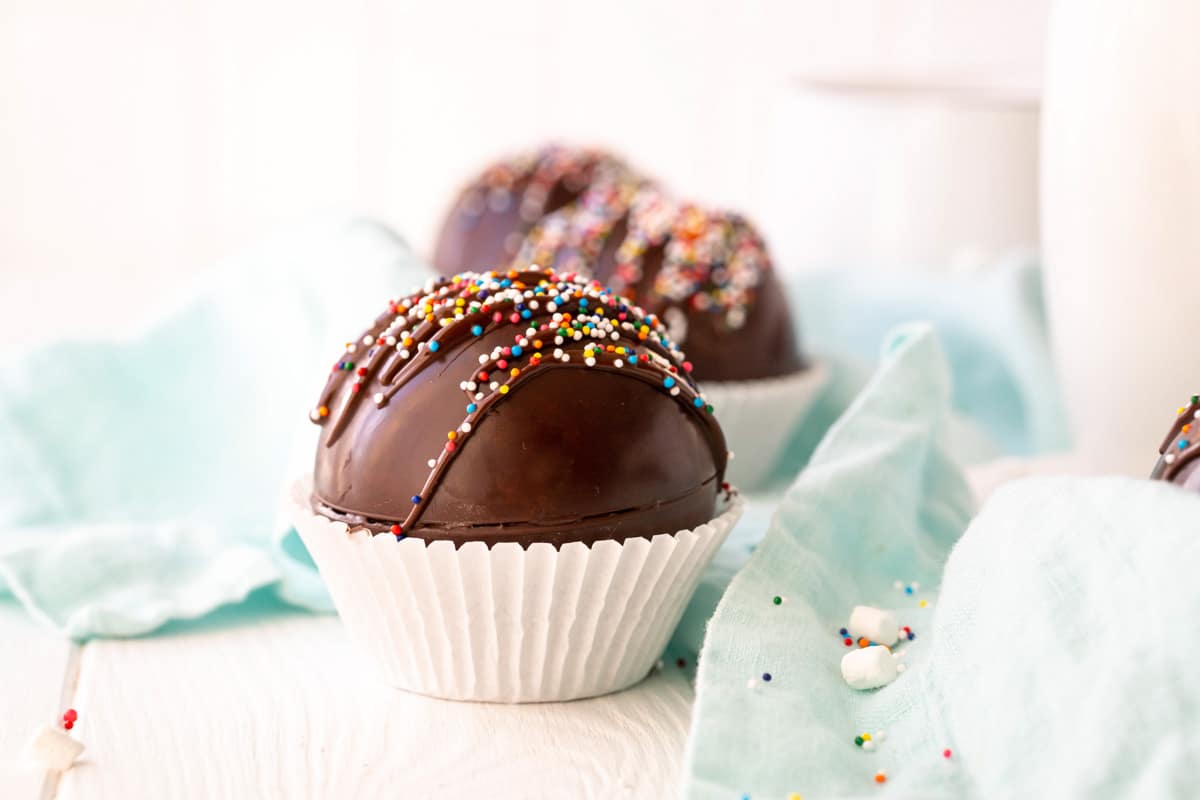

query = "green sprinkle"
[{"left": 773, "top": 596, "right": 782, "bottom": 606}]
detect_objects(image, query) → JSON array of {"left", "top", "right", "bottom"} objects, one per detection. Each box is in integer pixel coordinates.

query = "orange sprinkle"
[
  {"left": 318, "top": 406, "right": 329, "bottom": 417},
  {"left": 447, "top": 431, "right": 457, "bottom": 441},
  {"left": 858, "top": 638, "right": 870, "bottom": 648},
  {"left": 510, "top": 367, "right": 520, "bottom": 377},
  {"left": 874, "top": 773, "right": 887, "bottom": 784}
]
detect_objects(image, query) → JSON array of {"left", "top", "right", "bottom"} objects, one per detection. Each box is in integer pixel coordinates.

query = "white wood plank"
[
  {"left": 0, "top": 602, "right": 76, "bottom": 800},
  {"left": 57, "top": 609, "right": 693, "bottom": 800}
]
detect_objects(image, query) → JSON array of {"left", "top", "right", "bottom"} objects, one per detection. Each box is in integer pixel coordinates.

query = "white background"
[{"left": 1, "top": 0, "right": 1047, "bottom": 350}]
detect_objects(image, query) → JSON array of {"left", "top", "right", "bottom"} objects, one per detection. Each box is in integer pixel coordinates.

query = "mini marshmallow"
[
  {"left": 27, "top": 725, "right": 84, "bottom": 771},
  {"left": 848, "top": 605, "right": 899, "bottom": 646},
  {"left": 841, "top": 645, "right": 901, "bottom": 690}
]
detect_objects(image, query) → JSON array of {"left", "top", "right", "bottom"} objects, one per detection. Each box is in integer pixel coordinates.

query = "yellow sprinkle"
[
  {"left": 862, "top": 733, "right": 871, "bottom": 741},
  {"left": 499, "top": 385, "right": 509, "bottom": 395},
  {"left": 788, "top": 794, "right": 802, "bottom": 800},
  {"left": 919, "top": 599, "right": 928, "bottom": 608}
]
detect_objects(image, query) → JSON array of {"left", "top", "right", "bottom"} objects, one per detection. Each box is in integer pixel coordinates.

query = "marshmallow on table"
[
  {"left": 841, "top": 645, "right": 904, "bottom": 690},
  {"left": 848, "top": 605, "right": 899, "bottom": 646},
  {"left": 27, "top": 725, "right": 84, "bottom": 771}
]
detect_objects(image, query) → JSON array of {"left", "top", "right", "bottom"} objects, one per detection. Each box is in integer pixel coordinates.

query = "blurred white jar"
[
  {"left": 756, "top": 75, "right": 1040, "bottom": 276},
  {"left": 1041, "top": 0, "right": 1200, "bottom": 476}
]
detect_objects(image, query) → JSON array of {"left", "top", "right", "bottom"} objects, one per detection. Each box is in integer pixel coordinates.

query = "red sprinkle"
[
  {"left": 356, "top": 367, "right": 367, "bottom": 377},
  {"left": 843, "top": 637, "right": 853, "bottom": 646},
  {"left": 943, "top": 749, "right": 952, "bottom": 759},
  {"left": 390, "top": 524, "right": 402, "bottom": 536},
  {"left": 63, "top": 709, "right": 78, "bottom": 723},
  {"left": 63, "top": 720, "right": 75, "bottom": 730}
]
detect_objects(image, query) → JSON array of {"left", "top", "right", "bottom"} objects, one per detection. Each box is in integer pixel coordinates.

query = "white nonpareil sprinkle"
[
  {"left": 400, "top": 349, "right": 410, "bottom": 359},
  {"left": 614, "top": 359, "right": 623, "bottom": 368},
  {"left": 461, "top": 422, "right": 472, "bottom": 433},
  {"left": 585, "top": 357, "right": 596, "bottom": 367},
  {"left": 479, "top": 354, "right": 489, "bottom": 364},
  {"left": 373, "top": 393, "right": 384, "bottom": 405},
  {"left": 26, "top": 725, "right": 83, "bottom": 771},
  {"left": 427, "top": 458, "right": 437, "bottom": 468}
]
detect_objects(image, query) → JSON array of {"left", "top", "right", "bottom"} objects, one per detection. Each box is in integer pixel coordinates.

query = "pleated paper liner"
[
  {"left": 291, "top": 478, "right": 743, "bottom": 703},
  {"left": 702, "top": 361, "right": 828, "bottom": 490}
]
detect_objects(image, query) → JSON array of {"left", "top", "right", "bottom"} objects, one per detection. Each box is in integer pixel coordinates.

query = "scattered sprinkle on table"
[{"left": 874, "top": 771, "right": 887, "bottom": 784}]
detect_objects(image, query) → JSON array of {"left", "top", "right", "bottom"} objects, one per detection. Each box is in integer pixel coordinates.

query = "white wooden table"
[{"left": 0, "top": 602, "right": 693, "bottom": 800}]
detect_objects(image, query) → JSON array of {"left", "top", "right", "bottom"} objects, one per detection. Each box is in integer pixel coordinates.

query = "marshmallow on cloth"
[
  {"left": 841, "top": 645, "right": 905, "bottom": 690},
  {"left": 847, "top": 605, "right": 899, "bottom": 645}
]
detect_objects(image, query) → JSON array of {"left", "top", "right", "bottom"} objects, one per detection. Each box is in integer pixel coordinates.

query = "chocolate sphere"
[
  {"left": 1151, "top": 394, "right": 1200, "bottom": 493},
  {"left": 432, "top": 145, "right": 641, "bottom": 276},
  {"left": 515, "top": 187, "right": 804, "bottom": 382},
  {"left": 309, "top": 269, "right": 729, "bottom": 547}
]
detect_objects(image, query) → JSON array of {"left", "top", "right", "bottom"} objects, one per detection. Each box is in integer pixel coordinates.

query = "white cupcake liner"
[
  {"left": 702, "top": 361, "right": 829, "bottom": 489},
  {"left": 290, "top": 478, "right": 743, "bottom": 703}
]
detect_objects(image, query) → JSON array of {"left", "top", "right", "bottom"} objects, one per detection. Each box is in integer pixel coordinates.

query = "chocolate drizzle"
[
  {"left": 311, "top": 269, "right": 726, "bottom": 540},
  {"left": 1152, "top": 394, "right": 1200, "bottom": 486}
]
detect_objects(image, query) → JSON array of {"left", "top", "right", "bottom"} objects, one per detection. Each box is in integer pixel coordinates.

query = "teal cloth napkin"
[
  {"left": 683, "top": 324, "right": 1200, "bottom": 798},
  {"left": 0, "top": 218, "right": 430, "bottom": 637}
]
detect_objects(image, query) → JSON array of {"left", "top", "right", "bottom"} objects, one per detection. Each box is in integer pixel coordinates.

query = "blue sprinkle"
[
  {"left": 908, "top": 631, "right": 916, "bottom": 640},
  {"left": 762, "top": 672, "right": 772, "bottom": 682},
  {"left": 471, "top": 325, "right": 483, "bottom": 336},
  {"left": 394, "top": 533, "right": 406, "bottom": 542},
  {"left": 693, "top": 397, "right": 704, "bottom": 408},
  {"left": 511, "top": 345, "right": 523, "bottom": 357},
  {"left": 1180, "top": 440, "right": 1190, "bottom": 449},
  {"left": 839, "top": 628, "right": 848, "bottom": 636},
  {"left": 500, "top": 279, "right": 511, "bottom": 287},
  {"left": 429, "top": 341, "right": 440, "bottom": 352},
  {"left": 905, "top": 586, "right": 914, "bottom": 595},
  {"left": 663, "top": 376, "right": 676, "bottom": 389},
  {"left": 466, "top": 403, "right": 477, "bottom": 413},
  {"left": 411, "top": 495, "right": 422, "bottom": 505},
  {"left": 521, "top": 309, "right": 532, "bottom": 319},
  {"left": 578, "top": 298, "right": 588, "bottom": 308}
]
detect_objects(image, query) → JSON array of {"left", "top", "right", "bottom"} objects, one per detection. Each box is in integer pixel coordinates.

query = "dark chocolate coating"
[
  {"left": 431, "top": 146, "right": 638, "bottom": 276},
  {"left": 310, "top": 270, "right": 728, "bottom": 547},
  {"left": 1151, "top": 394, "right": 1200, "bottom": 493},
  {"left": 590, "top": 240, "right": 803, "bottom": 383}
]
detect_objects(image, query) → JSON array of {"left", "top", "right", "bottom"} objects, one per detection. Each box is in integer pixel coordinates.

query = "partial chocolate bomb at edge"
[
  {"left": 1152, "top": 393, "right": 1200, "bottom": 493},
  {"left": 431, "top": 146, "right": 640, "bottom": 276},
  {"left": 309, "top": 269, "right": 729, "bottom": 548},
  {"left": 518, "top": 188, "right": 805, "bottom": 382}
]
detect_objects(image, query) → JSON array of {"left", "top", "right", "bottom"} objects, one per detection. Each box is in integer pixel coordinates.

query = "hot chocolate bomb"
[
  {"left": 310, "top": 269, "right": 729, "bottom": 547},
  {"left": 1152, "top": 394, "right": 1200, "bottom": 492},
  {"left": 431, "top": 147, "right": 803, "bottom": 383}
]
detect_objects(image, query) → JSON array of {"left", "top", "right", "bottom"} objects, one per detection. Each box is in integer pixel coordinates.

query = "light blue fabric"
[
  {"left": 0, "top": 218, "right": 430, "bottom": 637},
  {"left": 683, "top": 324, "right": 1200, "bottom": 798}
]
